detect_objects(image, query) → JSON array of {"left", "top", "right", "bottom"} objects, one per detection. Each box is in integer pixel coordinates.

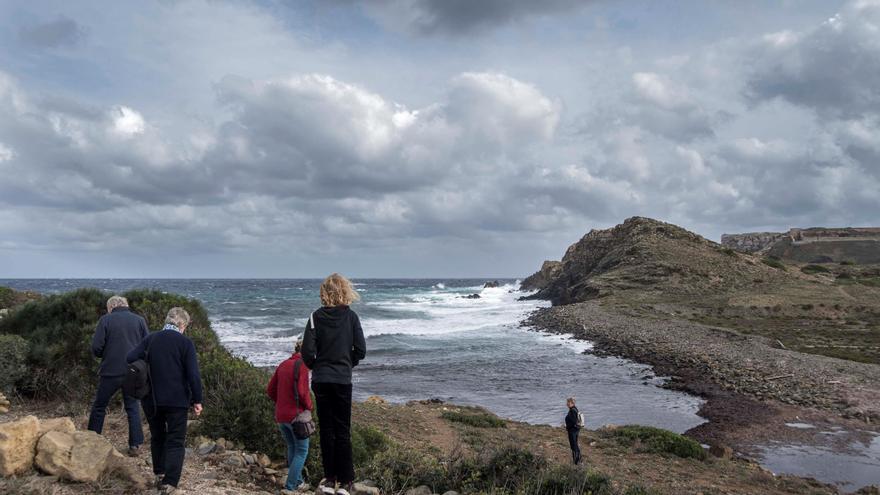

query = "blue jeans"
[
  {"left": 279, "top": 423, "right": 310, "bottom": 489},
  {"left": 87, "top": 375, "right": 144, "bottom": 448}
]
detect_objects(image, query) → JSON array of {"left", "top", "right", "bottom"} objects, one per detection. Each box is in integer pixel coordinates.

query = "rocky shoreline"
[{"left": 525, "top": 301, "right": 880, "bottom": 450}]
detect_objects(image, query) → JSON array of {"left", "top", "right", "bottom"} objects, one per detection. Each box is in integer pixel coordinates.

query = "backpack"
[
  {"left": 576, "top": 411, "right": 585, "bottom": 429},
  {"left": 123, "top": 336, "right": 155, "bottom": 400}
]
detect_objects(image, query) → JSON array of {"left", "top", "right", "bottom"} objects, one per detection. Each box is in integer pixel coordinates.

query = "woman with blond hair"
[{"left": 302, "top": 273, "right": 366, "bottom": 495}]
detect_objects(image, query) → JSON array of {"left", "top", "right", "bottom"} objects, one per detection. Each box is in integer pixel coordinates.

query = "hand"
[{"left": 193, "top": 403, "right": 203, "bottom": 417}]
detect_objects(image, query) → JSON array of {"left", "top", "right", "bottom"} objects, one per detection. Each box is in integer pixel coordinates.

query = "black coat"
[{"left": 302, "top": 305, "right": 366, "bottom": 385}]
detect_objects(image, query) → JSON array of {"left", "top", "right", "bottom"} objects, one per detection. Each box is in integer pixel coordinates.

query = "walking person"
[
  {"left": 88, "top": 295, "right": 148, "bottom": 456},
  {"left": 302, "top": 273, "right": 366, "bottom": 495},
  {"left": 127, "top": 307, "right": 203, "bottom": 495},
  {"left": 565, "top": 397, "right": 582, "bottom": 465},
  {"left": 267, "top": 338, "right": 313, "bottom": 493}
]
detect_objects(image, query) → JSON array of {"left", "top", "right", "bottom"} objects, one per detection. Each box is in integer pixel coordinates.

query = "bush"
[
  {"left": 801, "top": 264, "right": 831, "bottom": 274},
  {"left": 534, "top": 465, "right": 613, "bottom": 495},
  {"left": 721, "top": 248, "right": 737, "bottom": 257},
  {"left": 761, "top": 257, "right": 786, "bottom": 271},
  {"left": 840, "top": 260, "right": 857, "bottom": 266},
  {"left": 361, "top": 444, "right": 447, "bottom": 493},
  {"left": 483, "top": 445, "right": 548, "bottom": 489},
  {"left": 0, "top": 288, "right": 108, "bottom": 397},
  {"left": 0, "top": 334, "right": 29, "bottom": 393},
  {"left": 441, "top": 410, "right": 506, "bottom": 428},
  {"left": 0, "top": 287, "right": 40, "bottom": 310},
  {"left": 609, "top": 425, "right": 706, "bottom": 460}
]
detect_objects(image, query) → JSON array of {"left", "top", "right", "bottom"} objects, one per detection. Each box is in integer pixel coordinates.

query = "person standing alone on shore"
[
  {"left": 302, "top": 274, "right": 367, "bottom": 495},
  {"left": 565, "top": 397, "right": 583, "bottom": 465},
  {"left": 127, "top": 307, "right": 203, "bottom": 495},
  {"left": 267, "top": 338, "right": 313, "bottom": 493},
  {"left": 88, "top": 295, "right": 148, "bottom": 456}
]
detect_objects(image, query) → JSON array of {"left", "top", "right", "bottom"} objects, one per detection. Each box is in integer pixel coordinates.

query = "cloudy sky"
[{"left": 1, "top": 0, "right": 878, "bottom": 278}]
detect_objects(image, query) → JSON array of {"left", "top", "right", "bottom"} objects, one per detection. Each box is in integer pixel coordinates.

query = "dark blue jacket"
[
  {"left": 91, "top": 307, "right": 149, "bottom": 377},
  {"left": 127, "top": 329, "right": 203, "bottom": 408}
]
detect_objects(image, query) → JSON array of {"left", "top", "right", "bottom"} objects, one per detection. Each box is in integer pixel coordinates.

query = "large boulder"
[
  {"left": 38, "top": 417, "right": 75, "bottom": 437},
  {"left": 520, "top": 260, "right": 562, "bottom": 291},
  {"left": 35, "top": 430, "right": 115, "bottom": 482},
  {"left": 0, "top": 415, "right": 40, "bottom": 476}
]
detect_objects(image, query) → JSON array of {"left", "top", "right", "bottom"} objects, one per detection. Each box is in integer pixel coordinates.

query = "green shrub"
[
  {"left": 801, "top": 264, "right": 831, "bottom": 274},
  {"left": 441, "top": 410, "right": 506, "bottom": 428},
  {"left": 0, "top": 334, "right": 29, "bottom": 393},
  {"left": 840, "top": 260, "right": 856, "bottom": 266},
  {"left": 534, "top": 465, "right": 613, "bottom": 495},
  {"left": 721, "top": 248, "right": 737, "bottom": 257},
  {"left": 0, "top": 288, "right": 107, "bottom": 397},
  {"left": 482, "top": 445, "right": 548, "bottom": 488},
  {"left": 609, "top": 425, "right": 706, "bottom": 460},
  {"left": 761, "top": 257, "right": 786, "bottom": 271},
  {"left": 361, "top": 444, "right": 447, "bottom": 493},
  {"left": 0, "top": 287, "right": 41, "bottom": 310}
]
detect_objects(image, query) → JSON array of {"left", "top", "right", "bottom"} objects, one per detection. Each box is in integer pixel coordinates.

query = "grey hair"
[
  {"left": 165, "top": 307, "right": 191, "bottom": 329},
  {"left": 567, "top": 397, "right": 576, "bottom": 405},
  {"left": 106, "top": 296, "right": 129, "bottom": 311},
  {"left": 295, "top": 338, "right": 304, "bottom": 353}
]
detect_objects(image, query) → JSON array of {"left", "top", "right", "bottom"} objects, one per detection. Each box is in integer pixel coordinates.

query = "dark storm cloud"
[
  {"left": 18, "top": 16, "right": 86, "bottom": 48},
  {"left": 338, "top": 0, "right": 588, "bottom": 35}
]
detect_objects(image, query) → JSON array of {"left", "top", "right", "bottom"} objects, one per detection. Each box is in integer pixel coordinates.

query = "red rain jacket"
[{"left": 267, "top": 352, "right": 313, "bottom": 423}]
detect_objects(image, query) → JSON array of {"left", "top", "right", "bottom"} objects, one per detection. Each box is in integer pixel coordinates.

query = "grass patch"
[
  {"left": 761, "top": 257, "right": 787, "bottom": 271},
  {"left": 441, "top": 410, "right": 506, "bottom": 428},
  {"left": 801, "top": 264, "right": 831, "bottom": 275},
  {"left": 607, "top": 425, "right": 706, "bottom": 460}
]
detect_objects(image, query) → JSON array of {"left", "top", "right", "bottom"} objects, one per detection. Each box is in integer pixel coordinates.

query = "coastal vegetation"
[
  {"left": 605, "top": 426, "right": 705, "bottom": 460},
  {"left": 441, "top": 409, "right": 507, "bottom": 428}
]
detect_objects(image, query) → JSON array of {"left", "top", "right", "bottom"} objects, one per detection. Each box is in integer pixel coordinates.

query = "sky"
[{"left": 0, "top": 0, "right": 878, "bottom": 278}]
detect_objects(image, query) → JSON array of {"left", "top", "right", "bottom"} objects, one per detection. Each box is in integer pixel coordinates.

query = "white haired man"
[
  {"left": 88, "top": 295, "right": 149, "bottom": 456},
  {"left": 127, "top": 307, "right": 203, "bottom": 494}
]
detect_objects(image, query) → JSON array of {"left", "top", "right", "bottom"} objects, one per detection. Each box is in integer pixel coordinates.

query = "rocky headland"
[{"left": 522, "top": 216, "right": 880, "bottom": 492}]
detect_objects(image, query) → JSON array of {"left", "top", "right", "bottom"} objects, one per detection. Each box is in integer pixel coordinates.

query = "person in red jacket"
[{"left": 267, "top": 338, "right": 313, "bottom": 492}]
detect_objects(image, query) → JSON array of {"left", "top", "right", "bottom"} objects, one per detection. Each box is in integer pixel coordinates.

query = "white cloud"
[{"left": 111, "top": 106, "right": 145, "bottom": 137}]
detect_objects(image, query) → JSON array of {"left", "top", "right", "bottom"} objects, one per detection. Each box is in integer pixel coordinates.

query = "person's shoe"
[
  {"left": 317, "top": 478, "right": 337, "bottom": 495},
  {"left": 154, "top": 474, "right": 165, "bottom": 489},
  {"left": 336, "top": 482, "right": 354, "bottom": 495},
  {"left": 127, "top": 445, "right": 140, "bottom": 457},
  {"left": 296, "top": 482, "right": 311, "bottom": 492},
  {"left": 158, "top": 484, "right": 178, "bottom": 495}
]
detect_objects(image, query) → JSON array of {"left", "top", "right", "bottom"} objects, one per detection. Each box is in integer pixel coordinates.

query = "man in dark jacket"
[
  {"left": 565, "top": 397, "right": 582, "bottom": 465},
  {"left": 127, "top": 307, "right": 203, "bottom": 494},
  {"left": 88, "top": 295, "right": 148, "bottom": 455}
]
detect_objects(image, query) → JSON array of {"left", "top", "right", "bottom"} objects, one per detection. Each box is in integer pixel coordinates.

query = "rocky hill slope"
[{"left": 526, "top": 217, "right": 789, "bottom": 305}]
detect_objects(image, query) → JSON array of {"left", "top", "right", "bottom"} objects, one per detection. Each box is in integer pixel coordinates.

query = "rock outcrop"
[
  {"left": 0, "top": 415, "right": 40, "bottom": 476},
  {"left": 35, "top": 430, "right": 116, "bottom": 482},
  {"left": 0, "top": 394, "right": 9, "bottom": 415},
  {"left": 720, "top": 232, "right": 784, "bottom": 254},
  {"left": 723, "top": 227, "right": 880, "bottom": 263},
  {"left": 520, "top": 260, "right": 562, "bottom": 291},
  {"left": 528, "top": 217, "right": 787, "bottom": 305}
]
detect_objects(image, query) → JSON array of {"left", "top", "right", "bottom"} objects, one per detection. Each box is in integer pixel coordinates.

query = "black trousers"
[
  {"left": 567, "top": 428, "right": 581, "bottom": 465},
  {"left": 313, "top": 382, "right": 354, "bottom": 484},
  {"left": 145, "top": 404, "right": 188, "bottom": 487},
  {"left": 87, "top": 375, "right": 144, "bottom": 448}
]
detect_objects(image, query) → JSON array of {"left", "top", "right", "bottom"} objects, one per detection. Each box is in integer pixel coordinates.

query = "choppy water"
[{"left": 1, "top": 278, "right": 704, "bottom": 431}]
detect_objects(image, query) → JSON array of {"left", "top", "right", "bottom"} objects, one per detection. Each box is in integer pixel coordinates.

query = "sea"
[{"left": 0, "top": 278, "right": 704, "bottom": 431}]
